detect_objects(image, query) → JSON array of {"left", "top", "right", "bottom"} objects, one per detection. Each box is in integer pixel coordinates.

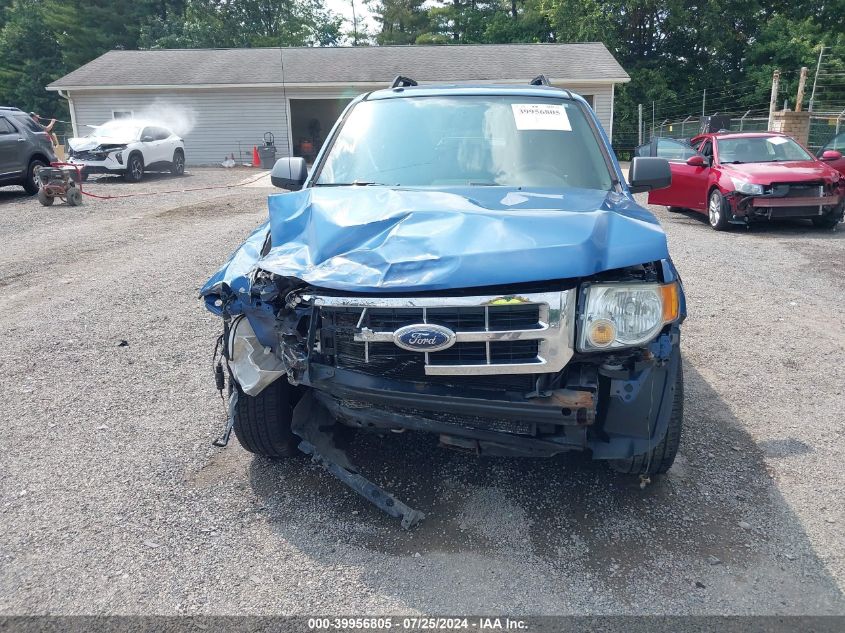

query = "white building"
[{"left": 48, "top": 43, "right": 630, "bottom": 165}]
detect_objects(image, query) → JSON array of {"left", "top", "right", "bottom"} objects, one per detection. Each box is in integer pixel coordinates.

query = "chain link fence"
[{"left": 611, "top": 112, "right": 841, "bottom": 158}]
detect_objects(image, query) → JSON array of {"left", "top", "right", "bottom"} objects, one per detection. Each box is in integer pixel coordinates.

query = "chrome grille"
[{"left": 308, "top": 291, "right": 576, "bottom": 376}]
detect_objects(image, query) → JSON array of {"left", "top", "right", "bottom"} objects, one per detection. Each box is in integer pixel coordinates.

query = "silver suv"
[{"left": 0, "top": 107, "right": 58, "bottom": 194}]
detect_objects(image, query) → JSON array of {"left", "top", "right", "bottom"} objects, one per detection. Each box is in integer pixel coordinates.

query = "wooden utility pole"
[
  {"left": 638, "top": 103, "right": 643, "bottom": 145},
  {"left": 809, "top": 45, "right": 825, "bottom": 112},
  {"left": 768, "top": 69, "right": 781, "bottom": 131},
  {"left": 795, "top": 67, "right": 808, "bottom": 111},
  {"left": 350, "top": 0, "right": 358, "bottom": 45}
]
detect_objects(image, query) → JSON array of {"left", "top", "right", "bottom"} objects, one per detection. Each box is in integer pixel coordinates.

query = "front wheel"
[
  {"left": 170, "top": 149, "right": 185, "bottom": 176},
  {"left": 66, "top": 187, "right": 82, "bottom": 206},
  {"left": 37, "top": 188, "right": 54, "bottom": 206},
  {"left": 812, "top": 213, "right": 841, "bottom": 230},
  {"left": 609, "top": 364, "right": 684, "bottom": 475},
  {"left": 124, "top": 154, "right": 144, "bottom": 182},
  {"left": 233, "top": 379, "right": 299, "bottom": 458},
  {"left": 708, "top": 190, "right": 731, "bottom": 231}
]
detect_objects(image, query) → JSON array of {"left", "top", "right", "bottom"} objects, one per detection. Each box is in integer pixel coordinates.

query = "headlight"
[
  {"left": 731, "top": 178, "right": 764, "bottom": 195},
  {"left": 578, "top": 282, "right": 680, "bottom": 352}
]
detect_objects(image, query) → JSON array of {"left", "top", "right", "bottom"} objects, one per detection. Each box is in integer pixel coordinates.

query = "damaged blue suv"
[{"left": 201, "top": 77, "right": 683, "bottom": 528}]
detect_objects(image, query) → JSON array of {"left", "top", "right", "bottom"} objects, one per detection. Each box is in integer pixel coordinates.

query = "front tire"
[
  {"left": 708, "top": 189, "right": 731, "bottom": 231},
  {"left": 610, "top": 364, "right": 684, "bottom": 475},
  {"left": 66, "top": 187, "right": 82, "bottom": 206},
  {"left": 170, "top": 149, "right": 185, "bottom": 176},
  {"left": 233, "top": 379, "right": 298, "bottom": 458},
  {"left": 37, "top": 188, "right": 54, "bottom": 206},
  {"left": 124, "top": 153, "right": 144, "bottom": 182},
  {"left": 812, "top": 213, "right": 841, "bottom": 230},
  {"left": 23, "top": 159, "right": 46, "bottom": 195}
]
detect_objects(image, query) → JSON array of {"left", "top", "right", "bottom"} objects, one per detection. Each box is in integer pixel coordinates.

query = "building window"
[{"left": 112, "top": 110, "right": 134, "bottom": 120}]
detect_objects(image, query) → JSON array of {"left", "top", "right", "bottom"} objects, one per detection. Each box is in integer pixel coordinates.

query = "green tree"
[
  {"left": 43, "top": 0, "right": 150, "bottom": 70},
  {"left": 367, "top": 0, "right": 430, "bottom": 45},
  {"left": 141, "top": 0, "right": 342, "bottom": 48},
  {"left": 0, "top": 0, "right": 64, "bottom": 117}
]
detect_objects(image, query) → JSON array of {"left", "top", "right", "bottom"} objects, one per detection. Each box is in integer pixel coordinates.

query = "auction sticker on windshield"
[{"left": 511, "top": 103, "right": 572, "bottom": 131}]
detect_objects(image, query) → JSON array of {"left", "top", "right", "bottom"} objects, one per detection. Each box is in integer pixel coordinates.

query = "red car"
[{"left": 643, "top": 132, "right": 844, "bottom": 230}]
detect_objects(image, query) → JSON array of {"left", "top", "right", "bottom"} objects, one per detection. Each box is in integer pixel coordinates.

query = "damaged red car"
[{"left": 644, "top": 132, "right": 844, "bottom": 230}]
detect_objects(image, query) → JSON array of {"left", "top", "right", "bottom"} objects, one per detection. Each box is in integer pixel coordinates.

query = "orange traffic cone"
[{"left": 252, "top": 146, "right": 261, "bottom": 167}]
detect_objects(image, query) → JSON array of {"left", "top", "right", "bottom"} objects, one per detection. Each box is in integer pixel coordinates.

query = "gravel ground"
[{"left": 0, "top": 169, "right": 843, "bottom": 615}]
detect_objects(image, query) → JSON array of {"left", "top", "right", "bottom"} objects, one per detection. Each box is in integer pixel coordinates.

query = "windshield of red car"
[
  {"left": 315, "top": 95, "right": 614, "bottom": 190},
  {"left": 718, "top": 136, "right": 813, "bottom": 164}
]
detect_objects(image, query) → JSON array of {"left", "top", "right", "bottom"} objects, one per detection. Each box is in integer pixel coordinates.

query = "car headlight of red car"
[{"left": 731, "top": 178, "right": 764, "bottom": 196}]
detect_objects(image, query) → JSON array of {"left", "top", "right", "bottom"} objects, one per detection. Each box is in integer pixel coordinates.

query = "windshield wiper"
[{"left": 314, "top": 180, "right": 390, "bottom": 187}]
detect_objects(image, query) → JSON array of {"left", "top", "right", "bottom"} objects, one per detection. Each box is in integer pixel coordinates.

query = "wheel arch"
[{"left": 28, "top": 152, "right": 51, "bottom": 167}]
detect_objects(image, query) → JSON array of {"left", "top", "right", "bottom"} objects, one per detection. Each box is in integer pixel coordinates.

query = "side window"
[
  {"left": 699, "top": 140, "right": 713, "bottom": 163},
  {"left": 140, "top": 127, "right": 155, "bottom": 141},
  {"left": 153, "top": 127, "right": 171, "bottom": 141},
  {"left": 12, "top": 115, "right": 40, "bottom": 133},
  {"left": 656, "top": 138, "right": 697, "bottom": 161},
  {"left": 826, "top": 133, "right": 845, "bottom": 152},
  {"left": 113, "top": 110, "right": 133, "bottom": 120},
  {"left": 0, "top": 117, "right": 16, "bottom": 134}
]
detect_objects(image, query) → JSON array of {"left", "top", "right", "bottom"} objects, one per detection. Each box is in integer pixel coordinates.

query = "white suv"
[{"left": 68, "top": 121, "right": 185, "bottom": 182}]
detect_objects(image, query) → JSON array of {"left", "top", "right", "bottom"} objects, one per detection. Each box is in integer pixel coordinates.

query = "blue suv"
[{"left": 201, "top": 78, "right": 683, "bottom": 527}]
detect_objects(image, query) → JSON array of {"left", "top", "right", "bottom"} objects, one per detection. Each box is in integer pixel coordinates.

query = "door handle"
[{"left": 17, "top": 138, "right": 25, "bottom": 142}]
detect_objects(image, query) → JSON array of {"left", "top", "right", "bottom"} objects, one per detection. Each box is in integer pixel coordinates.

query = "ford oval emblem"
[{"left": 393, "top": 324, "right": 456, "bottom": 352}]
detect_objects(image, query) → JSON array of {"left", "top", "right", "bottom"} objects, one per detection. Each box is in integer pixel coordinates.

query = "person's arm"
[{"left": 45, "top": 118, "right": 56, "bottom": 133}]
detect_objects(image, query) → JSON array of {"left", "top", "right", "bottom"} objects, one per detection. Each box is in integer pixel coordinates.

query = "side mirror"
[
  {"left": 628, "top": 157, "right": 671, "bottom": 193},
  {"left": 686, "top": 155, "right": 707, "bottom": 167},
  {"left": 271, "top": 157, "right": 308, "bottom": 190},
  {"left": 140, "top": 135, "right": 154, "bottom": 142},
  {"left": 821, "top": 150, "right": 843, "bottom": 161}
]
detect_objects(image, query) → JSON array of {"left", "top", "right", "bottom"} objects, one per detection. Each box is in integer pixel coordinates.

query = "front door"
[
  {"left": 648, "top": 138, "right": 711, "bottom": 210},
  {"left": 140, "top": 126, "right": 168, "bottom": 165},
  {"left": 0, "top": 116, "right": 24, "bottom": 177}
]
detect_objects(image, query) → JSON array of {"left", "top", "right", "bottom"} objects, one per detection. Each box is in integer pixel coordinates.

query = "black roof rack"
[
  {"left": 529, "top": 75, "right": 572, "bottom": 99},
  {"left": 391, "top": 75, "right": 418, "bottom": 88}
]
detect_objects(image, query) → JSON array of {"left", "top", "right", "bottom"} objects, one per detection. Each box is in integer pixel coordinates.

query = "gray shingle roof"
[{"left": 48, "top": 43, "right": 628, "bottom": 89}]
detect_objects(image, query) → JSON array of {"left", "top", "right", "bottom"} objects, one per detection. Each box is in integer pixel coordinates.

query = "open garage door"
[{"left": 289, "top": 98, "right": 351, "bottom": 162}]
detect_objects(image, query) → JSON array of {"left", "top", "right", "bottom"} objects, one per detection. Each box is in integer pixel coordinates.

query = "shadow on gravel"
[
  {"left": 666, "top": 209, "right": 844, "bottom": 240},
  {"left": 83, "top": 171, "right": 196, "bottom": 186},
  {"left": 0, "top": 186, "right": 31, "bottom": 203},
  {"left": 245, "top": 361, "right": 843, "bottom": 608}
]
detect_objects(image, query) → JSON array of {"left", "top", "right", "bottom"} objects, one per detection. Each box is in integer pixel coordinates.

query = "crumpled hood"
[
  {"left": 68, "top": 135, "right": 132, "bottom": 151},
  {"left": 721, "top": 161, "right": 838, "bottom": 184},
  {"left": 202, "top": 186, "right": 668, "bottom": 296}
]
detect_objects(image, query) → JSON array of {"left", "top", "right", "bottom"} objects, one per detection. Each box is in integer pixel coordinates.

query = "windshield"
[
  {"left": 315, "top": 95, "right": 614, "bottom": 190},
  {"left": 89, "top": 121, "right": 141, "bottom": 139},
  {"left": 718, "top": 136, "right": 813, "bottom": 164}
]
